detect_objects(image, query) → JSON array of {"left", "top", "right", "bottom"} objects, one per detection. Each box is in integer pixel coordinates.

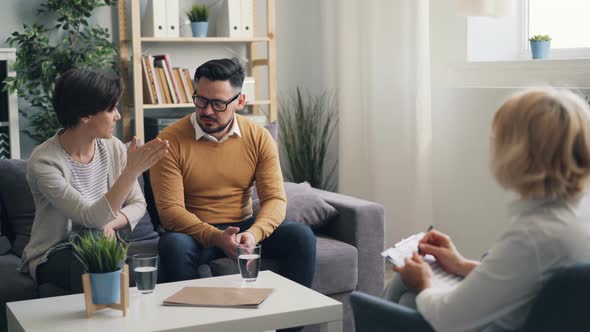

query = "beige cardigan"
[{"left": 19, "top": 133, "right": 145, "bottom": 280}]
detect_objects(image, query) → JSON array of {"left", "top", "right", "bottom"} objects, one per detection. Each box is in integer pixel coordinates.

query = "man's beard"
[{"left": 198, "top": 114, "right": 233, "bottom": 134}]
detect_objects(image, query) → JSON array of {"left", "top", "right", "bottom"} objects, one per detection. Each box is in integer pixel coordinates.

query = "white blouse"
[{"left": 416, "top": 193, "right": 590, "bottom": 332}]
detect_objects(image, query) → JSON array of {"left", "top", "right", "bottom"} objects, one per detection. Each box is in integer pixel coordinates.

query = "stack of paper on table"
[
  {"left": 163, "top": 287, "right": 273, "bottom": 308},
  {"left": 381, "top": 232, "right": 463, "bottom": 289}
]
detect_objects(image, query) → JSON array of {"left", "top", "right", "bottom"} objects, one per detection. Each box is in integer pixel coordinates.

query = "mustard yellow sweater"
[{"left": 150, "top": 114, "right": 286, "bottom": 247}]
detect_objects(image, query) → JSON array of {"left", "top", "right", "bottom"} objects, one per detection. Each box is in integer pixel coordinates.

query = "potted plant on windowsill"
[
  {"left": 187, "top": 5, "right": 209, "bottom": 38},
  {"left": 71, "top": 232, "right": 128, "bottom": 305},
  {"left": 529, "top": 35, "right": 551, "bottom": 60}
]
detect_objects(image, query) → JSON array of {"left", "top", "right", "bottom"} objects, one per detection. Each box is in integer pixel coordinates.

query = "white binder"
[
  {"left": 217, "top": 0, "right": 240, "bottom": 37},
  {"left": 141, "top": 0, "right": 167, "bottom": 38},
  {"left": 240, "top": 0, "right": 254, "bottom": 37},
  {"left": 165, "top": 0, "right": 180, "bottom": 38}
]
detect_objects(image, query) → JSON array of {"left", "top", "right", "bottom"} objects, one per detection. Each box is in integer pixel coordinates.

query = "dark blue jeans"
[{"left": 158, "top": 218, "right": 317, "bottom": 288}]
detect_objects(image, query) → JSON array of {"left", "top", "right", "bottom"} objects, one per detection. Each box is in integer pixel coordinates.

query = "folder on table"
[{"left": 163, "top": 287, "right": 273, "bottom": 308}]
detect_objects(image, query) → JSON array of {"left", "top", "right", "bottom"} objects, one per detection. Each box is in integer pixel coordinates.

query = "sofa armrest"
[{"left": 312, "top": 188, "right": 385, "bottom": 296}]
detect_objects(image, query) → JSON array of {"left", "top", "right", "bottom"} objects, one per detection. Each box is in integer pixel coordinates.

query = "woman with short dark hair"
[{"left": 19, "top": 69, "right": 169, "bottom": 293}]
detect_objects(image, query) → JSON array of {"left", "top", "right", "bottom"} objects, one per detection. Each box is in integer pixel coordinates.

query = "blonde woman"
[{"left": 383, "top": 88, "right": 590, "bottom": 332}]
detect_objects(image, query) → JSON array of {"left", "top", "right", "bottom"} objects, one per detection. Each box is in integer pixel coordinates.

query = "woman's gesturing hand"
[{"left": 125, "top": 137, "right": 169, "bottom": 176}]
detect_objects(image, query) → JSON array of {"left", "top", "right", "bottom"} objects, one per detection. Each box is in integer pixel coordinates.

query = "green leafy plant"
[
  {"left": 3, "top": 0, "right": 119, "bottom": 144},
  {"left": 187, "top": 5, "right": 209, "bottom": 22},
  {"left": 70, "top": 232, "right": 128, "bottom": 274},
  {"left": 529, "top": 35, "right": 551, "bottom": 42},
  {"left": 279, "top": 87, "right": 338, "bottom": 191}
]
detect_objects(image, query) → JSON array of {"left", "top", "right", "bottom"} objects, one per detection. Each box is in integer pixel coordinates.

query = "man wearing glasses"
[{"left": 149, "top": 58, "right": 317, "bottom": 299}]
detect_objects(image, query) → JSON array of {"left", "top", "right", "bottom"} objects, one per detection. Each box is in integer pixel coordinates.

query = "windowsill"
[
  {"left": 446, "top": 58, "right": 590, "bottom": 89},
  {"left": 465, "top": 57, "right": 590, "bottom": 67}
]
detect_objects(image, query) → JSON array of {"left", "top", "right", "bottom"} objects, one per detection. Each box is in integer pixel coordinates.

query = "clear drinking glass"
[
  {"left": 132, "top": 254, "right": 158, "bottom": 294},
  {"left": 237, "top": 244, "right": 261, "bottom": 282}
]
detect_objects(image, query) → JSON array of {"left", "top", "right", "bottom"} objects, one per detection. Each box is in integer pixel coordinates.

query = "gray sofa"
[{"left": 0, "top": 159, "right": 385, "bottom": 332}]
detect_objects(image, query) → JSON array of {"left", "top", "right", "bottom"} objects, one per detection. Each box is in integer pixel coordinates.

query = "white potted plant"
[
  {"left": 71, "top": 232, "right": 128, "bottom": 305},
  {"left": 187, "top": 5, "right": 209, "bottom": 38},
  {"left": 529, "top": 35, "right": 551, "bottom": 60}
]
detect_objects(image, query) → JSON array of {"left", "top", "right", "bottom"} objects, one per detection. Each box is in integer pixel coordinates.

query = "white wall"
[
  {"left": 3, "top": 0, "right": 331, "bottom": 158},
  {"left": 431, "top": 0, "right": 590, "bottom": 257}
]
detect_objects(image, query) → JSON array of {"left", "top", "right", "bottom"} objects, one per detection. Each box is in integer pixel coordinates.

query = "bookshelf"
[
  {"left": 0, "top": 48, "right": 20, "bottom": 159},
  {"left": 117, "top": 0, "right": 277, "bottom": 142}
]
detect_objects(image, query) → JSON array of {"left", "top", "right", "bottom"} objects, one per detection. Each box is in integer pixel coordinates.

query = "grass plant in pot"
[
  {"left": 529, "top": 35, "right": 551, "bottom": 60},
  {"left": 71, "top": 232, "right": 128, "bottom": 305},
  {"left": 187, "top": 5, "right": 209, "bottom": 37},
  {"left": 279, "top": 87, "right": 338, "bottom": 191}
]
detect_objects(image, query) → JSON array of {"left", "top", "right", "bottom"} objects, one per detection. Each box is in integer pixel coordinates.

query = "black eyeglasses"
[{"left": 192, "top": 91, "right": 241, "bottom": 112}]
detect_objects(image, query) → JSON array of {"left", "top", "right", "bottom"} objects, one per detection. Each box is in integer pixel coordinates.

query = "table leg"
[{"left": 319, "top": 320, "right": 343, "bottom": 332}]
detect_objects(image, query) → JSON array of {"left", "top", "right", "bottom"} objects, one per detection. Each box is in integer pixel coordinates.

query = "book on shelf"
[
  {"left": 153, "top": 54, "right": 181, "bottom": 103},
  {"left": 139, "top": 54, "right": 196, "bottom": 106},
  {"left": 183, "top": 69, "right": 195, "bottom": 93},
  {"left": 141, "top": 56, "right": 156, "bottom": 104},
  {"left": 154, "top": 66, "right": 172, "bottom": 104},
  {"left": 178, "top": 69, "right": 193, "bottom": 103},
  {"left": 154, "top": 59, "right": 176, "bottom": 104},
  {"left": 147, "top": 55, "right": 163, "bottom": 104},
  {"left": 172, "top": 68, "right": 188, "bottom": 103}
]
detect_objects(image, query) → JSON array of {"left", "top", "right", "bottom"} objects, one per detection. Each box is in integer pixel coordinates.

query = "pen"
[{"left": 427, "top": 225, "right": 434, "bottom": 232}]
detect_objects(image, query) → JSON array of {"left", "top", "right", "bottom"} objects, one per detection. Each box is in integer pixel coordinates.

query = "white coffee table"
[{"left": 7, "top": 271, "right": 342, "bottom": 332}]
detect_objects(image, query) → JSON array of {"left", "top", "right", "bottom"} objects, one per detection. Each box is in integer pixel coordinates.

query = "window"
[
  {"left": 466, "top": 0, "right": 590, "bottom": 62},
  {"left": 527, "top": 0, "right": 590, "bottom": 59},
  {"left": 528, "top": 0, "right": 590, "bottom": 49}
]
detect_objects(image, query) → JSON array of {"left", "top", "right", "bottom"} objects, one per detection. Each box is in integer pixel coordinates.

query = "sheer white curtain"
[{"left": 321, "top": 0, "right": 433, "bottom": 244}]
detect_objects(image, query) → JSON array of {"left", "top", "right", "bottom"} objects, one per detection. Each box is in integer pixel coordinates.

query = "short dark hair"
[
  {"left": 194, "top": 58, "right": 245, "bottom": 90},
  {"left": 52, "top": 69, "right": 123, "bottom": 129}
]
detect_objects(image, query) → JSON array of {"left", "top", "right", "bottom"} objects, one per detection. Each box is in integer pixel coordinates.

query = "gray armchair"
[
  {"left": 351, "top": 263, "right": 590, "bottom": 332},
  {"left": 350, "top": 291, "right": 434, "bottom": 332}
]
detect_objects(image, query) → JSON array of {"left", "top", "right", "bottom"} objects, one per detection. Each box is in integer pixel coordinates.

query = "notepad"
[
  {"left": 163, "top": 287, "right": 273, "bottom": 308},
  {"left": 381, "top": 232, "right": 463, "bottom": 289}
]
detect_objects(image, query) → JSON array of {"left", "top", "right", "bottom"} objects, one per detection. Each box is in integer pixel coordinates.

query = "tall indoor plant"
[
  {"left": 3, "top": 0, "right": 119, "bottom": 143},
  {"left": 279, "top": 87, "right": 338, "bottom": 191}
]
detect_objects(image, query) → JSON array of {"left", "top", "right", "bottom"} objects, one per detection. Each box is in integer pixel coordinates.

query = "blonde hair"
[{"left": 491, "top": 88, "right": 590, "bottom": 200}]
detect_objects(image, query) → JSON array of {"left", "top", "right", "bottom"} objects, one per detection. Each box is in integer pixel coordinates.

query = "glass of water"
[
  {"left": 132, "top": 254, "right": 158, "bottom": 294},
  {"left": 237, "top": 244, "right": 261, "bottom": 282}
]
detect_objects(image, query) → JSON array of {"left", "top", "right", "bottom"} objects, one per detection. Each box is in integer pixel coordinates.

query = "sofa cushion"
[
  {"left": 208, "top": 236, "right": 357, "bottom": 295},
  {"left": 253, "top": 182, "right": 339, "bottom": 229},
  {"left": 117, "top": 175, "right": 158, "bottom": 242},
  {"left": 0, "top": 160, "right": 35, "bottom": 257},
  {"left": 0, "top": 254, "right": 37, "bottom": 332},
  {"left": 313, "top": 236, "right": 358, "bottom": 294},
  {"left": 0, "top": 254, "right": 37, "bottom": 302}
]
